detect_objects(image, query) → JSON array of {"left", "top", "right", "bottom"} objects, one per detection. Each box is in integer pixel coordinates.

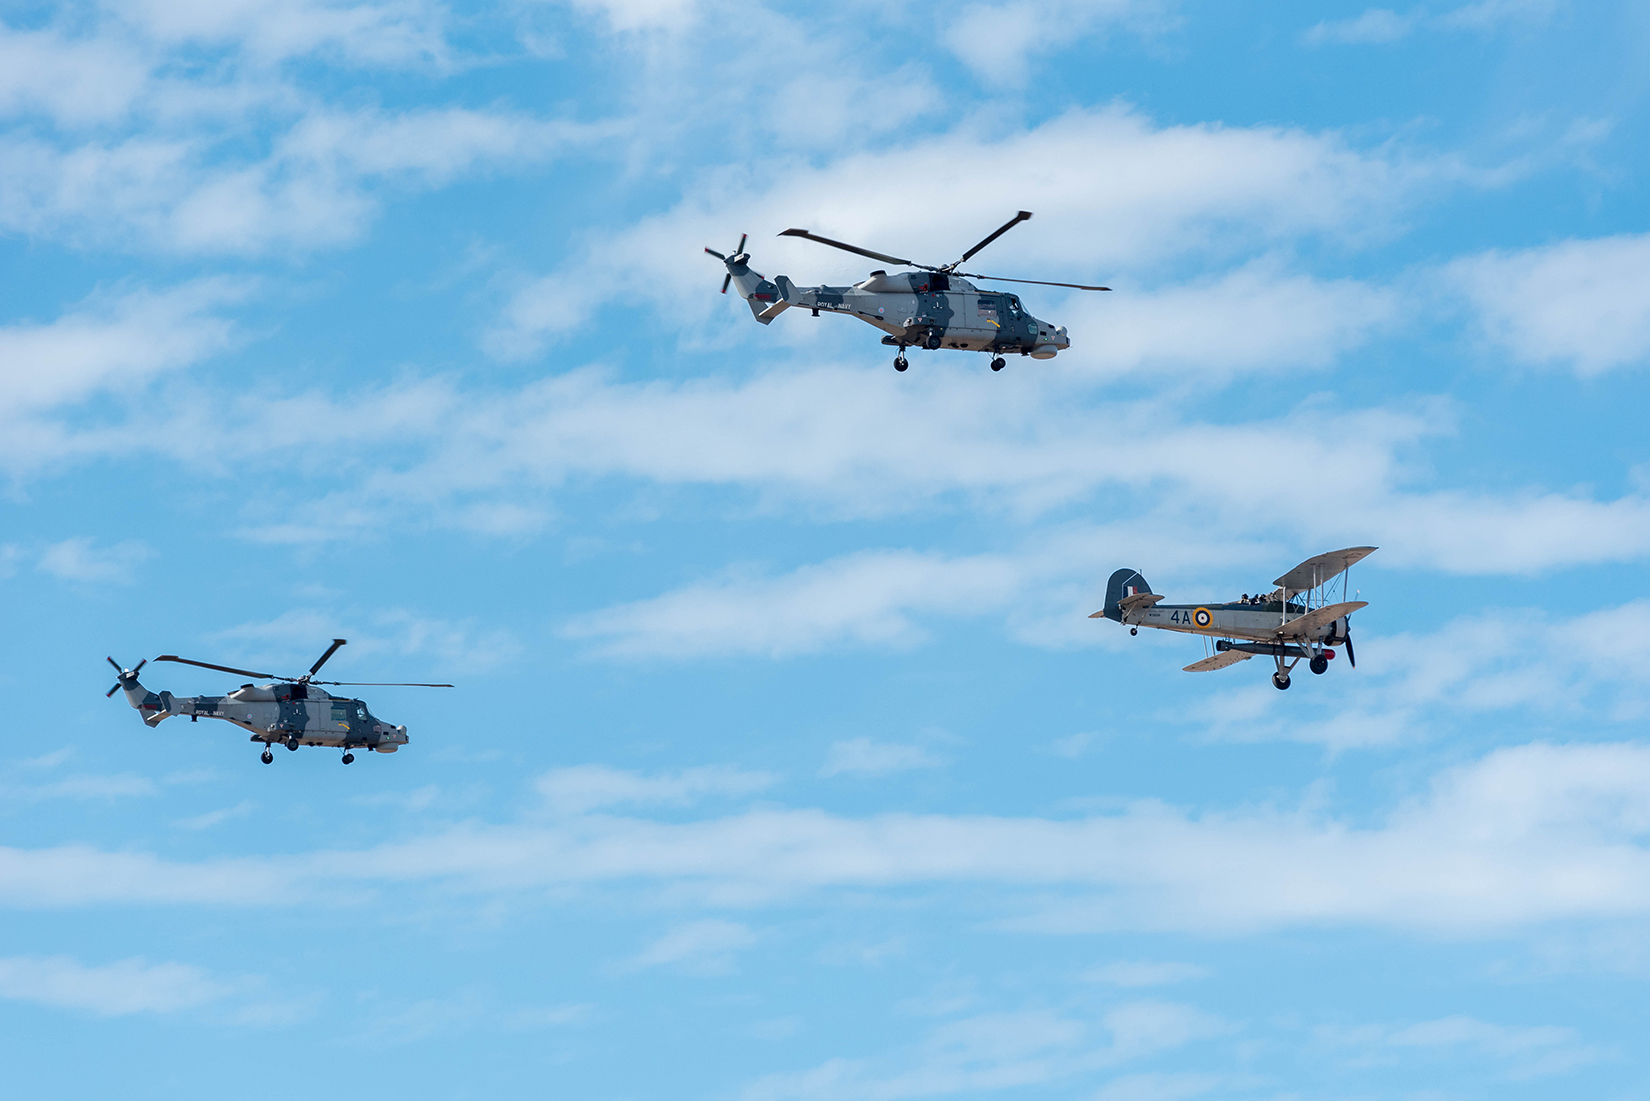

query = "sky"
[{"left": 3, "top": 0, "right": 1650, "bottom": 1097}]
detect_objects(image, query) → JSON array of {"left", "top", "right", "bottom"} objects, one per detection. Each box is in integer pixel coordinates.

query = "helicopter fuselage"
[
  {"left": 737, "top": 265, "right": 1070, "bottom": 358},
  {"left": 119, "top": 676, "right": 409, "bottom": 752}
]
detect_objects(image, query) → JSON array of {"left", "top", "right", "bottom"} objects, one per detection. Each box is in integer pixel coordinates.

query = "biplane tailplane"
[{"left": 1101, "top": 568, "right": 1153, "bottom": 623}]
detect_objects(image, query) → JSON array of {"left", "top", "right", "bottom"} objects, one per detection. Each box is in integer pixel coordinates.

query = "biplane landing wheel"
[
  {"left": 893, "top": 356, "right": 908, "bottom": 372},
  {"left": 1310, "top": 656, "right": 1328, "bottom": 675},
  {"left": 341, "top": 753, "right": 355, "bottom": 765},
  {"left": 990, "top": 357, "right": 1006, "bottom": 371},
  {"left": 1272, "top": 673, "right": 1291, "bottom": 691},
  {"left": 1130, "top": 627, "right": 1138, "bottom": 636},
  {"left": 260, "top": 750, "right": 274, "bottom": 764}
]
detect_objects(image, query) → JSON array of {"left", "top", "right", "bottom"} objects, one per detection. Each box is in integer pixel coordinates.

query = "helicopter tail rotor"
[
  {"left": 106, "top": 656, "right": 145, "bottom": 697},
  {"left": 705, "top": 234, "right": 757, "bottom": 294}
]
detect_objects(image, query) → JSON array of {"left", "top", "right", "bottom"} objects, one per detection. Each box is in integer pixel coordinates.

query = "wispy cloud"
[
  {"left": 36, "top": 537, "right": 153, "bottom": 584},
  {"left": 0, "top": 955, "right": 230, "bottom": 1016},
  {"left": 626, "top": 919, "right": 756, "bottom": 973},
  {"left": 820, "top": 739, "right": 945, "bottom": 779}
]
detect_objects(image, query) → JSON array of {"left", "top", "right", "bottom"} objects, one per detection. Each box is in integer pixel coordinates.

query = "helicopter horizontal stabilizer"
[{"left": 755, "top": 299, "right": 790, "bottom": 323}]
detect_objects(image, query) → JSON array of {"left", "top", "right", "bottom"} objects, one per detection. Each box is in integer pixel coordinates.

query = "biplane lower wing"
[
  {"left": 1183, "top": 650, "right": 1253, "bottom": 673},
  {"left": 1275, "top": 601, "right": 1368, "bottom": 638}
]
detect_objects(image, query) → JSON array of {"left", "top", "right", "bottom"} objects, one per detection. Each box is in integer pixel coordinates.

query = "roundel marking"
[{"left": 1192, "top": 607, "right": 1213, "bottom": 629}]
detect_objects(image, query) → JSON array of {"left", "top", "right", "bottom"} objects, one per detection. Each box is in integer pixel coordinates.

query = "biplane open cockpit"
[{"left": 1091, "top": 547, "right": 1376, "bottom": 690}]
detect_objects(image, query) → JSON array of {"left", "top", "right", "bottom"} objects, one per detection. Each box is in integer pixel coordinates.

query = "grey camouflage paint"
[
  {"left": 114, "top": 672, "right": 409, "bottom": 752},
  {"left": 725, "top": 262, "right": 1071, "bottom": 359}
]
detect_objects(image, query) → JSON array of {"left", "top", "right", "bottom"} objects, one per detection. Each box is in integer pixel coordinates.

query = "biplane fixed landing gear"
[
  {"left": 1310, "top": 655, "right": 1329, "bottom": 675},
  {"left": 990, "top": 356, "right": 1006, "bottom": 371},
  {"left": 1272, "top": 672, "right": 1291, "bottom": 690},
  {"left": 260, "top": 748, "right": 274, "bottom": 764},
  {"left": 1130, "top": 627, "right": 1138, "bottom": 636}
]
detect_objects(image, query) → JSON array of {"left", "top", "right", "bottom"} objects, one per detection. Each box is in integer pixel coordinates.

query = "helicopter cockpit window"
[{"left": 1006, "top": 295, "right": 1023, "bottom": 316}]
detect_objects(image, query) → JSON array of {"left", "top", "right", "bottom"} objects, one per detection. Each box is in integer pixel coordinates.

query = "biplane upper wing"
[
  {"left": 1276, "top": 601, "right": 1368, "bottom": 638},
  {"left": 1273, "top": 546, "right": 1377, "bottom": 592},
  {"left": 1183, "top": 650, "right": 1252, "bottom": 673}
]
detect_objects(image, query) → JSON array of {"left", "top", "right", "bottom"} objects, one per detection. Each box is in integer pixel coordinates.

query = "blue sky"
[{"left": 4, "top": 0, "right": 1650, "bottom": 1097}]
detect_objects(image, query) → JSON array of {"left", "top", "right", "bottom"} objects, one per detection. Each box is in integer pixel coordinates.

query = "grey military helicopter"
[
  {"left": 106, "top": 639, "right": 450, "bottom": 764},
  {"left": 705, "top": 211, "right": 1110, "bottom": 372},
  {"left": 1092, "top": 547, "right": 1375, "bottom": 690}
]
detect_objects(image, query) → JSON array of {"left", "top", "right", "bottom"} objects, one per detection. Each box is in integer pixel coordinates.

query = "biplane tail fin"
[{"left": 1100, "top": 568, "right": 1152, "bottom": 622}]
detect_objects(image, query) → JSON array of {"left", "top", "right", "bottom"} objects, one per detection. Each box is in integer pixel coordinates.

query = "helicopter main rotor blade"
[
  {"left": 308, "top": 638, "right": 347, "bottom": 676},
  {"left": 958, "top": 272, "right": 1112, "bottom": 292},
  {"left": 310, "top": 680, "right": 456, "bottom": 688},
  {"left": 777, "top": 229, "right": 919, "bottom": 269},
  {"left": 155, "top": 655, "right": 279, "bottom": 680},
  {"left": 956, "top": 210, "right": 1033, "bottom": 266}
]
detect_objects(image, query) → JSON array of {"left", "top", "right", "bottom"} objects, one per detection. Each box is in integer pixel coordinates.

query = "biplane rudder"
[{"left": 1102, "top": 568, "right": 1152, "bottom": 622}]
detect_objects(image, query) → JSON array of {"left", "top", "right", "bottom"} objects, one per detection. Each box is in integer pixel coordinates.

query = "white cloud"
[
  {"left": 173, "top": 801, "right": 257, "bottom": 830},
  {"left": 201, "top": 606, "right": 522, "bottom": 676},
  {"left": 536, "top": 764, "right": 776, "bottom": 814},
  {"left": 1082, "top": 258, "right": 1398, "bottom": 375},
  {"left": 564, "top": 550, "right": 1021, "bottom": 659},
  {"left": 11, "top": 742, "right": 1650, "bottom": 938},
  {"left": 626, "top": 918, "right": 755, "bottom": 972},
  {"left": 1082, "top": 961, "right": 1208, "bottom": 988},
  {"left": 1305, "top": 1, "right": 1556, "bottom": 45},
  {"left": 744, "top": 1002, "right": 1226, "bottom": 1101},
  {"left": 820, "top": 739, "right": 945, "bottom": 779},
  {"left": 0, "top": 26, "right": 152, "bottom": 126},
  {"left": 0, "top": 280, "right": 242, "bottom": 416},
  {"left": 1321, "top": 1013, "right": 1603, "bottom": 1079},
  {"left": 0, "top": 955, "right": 230, "bottom": 1016},
  {"left": 36, "top": 538, "right": 154, "bottom": 584},
  {"left": 1449, "top": 233, "right": 1650, "bottom": 374},
  {"left": 104, "top": 0, "right": 452, "bottom": 66},
  {"left": 944, "top": 1, "right": 1175, "bottom": 88},
  {"left": 0, "top": 107, "right": 597, "bottom": 255},
  {"left": 1303, "top": 8, "right": 1419, "bottom": 45},
  {"left": 0, "top": 773, "right": 159, "bottom": 801},
  {"left": 494, "top": 104, "right": 1452, "bottom": 353},
  {"left": 1091, "top": 1071, "right": 1228, "bottom": 1101},
  {"left": 1196, "top": 600, "right": 1650, "bottom": 751}
]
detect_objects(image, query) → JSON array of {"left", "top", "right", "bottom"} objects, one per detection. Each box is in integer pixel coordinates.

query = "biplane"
[{"left": 1091, "top": 547, "right": 1375, "bottom": 689}]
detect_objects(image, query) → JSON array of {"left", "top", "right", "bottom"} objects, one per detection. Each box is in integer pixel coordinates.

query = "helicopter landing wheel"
[
  {"left": 260, "top": 749, "right": 274, "bottom": 764},
  {"left": 990, "top": 357, "right": 1006, "bottom": 371},
  {"left": 285, "top": 736, "right": 300, "bottom": 751},
  {"left": 893, "top": 356, "right": 908, "bottom": 372},
  {"left": 1310, "top": 656, "right": 1328, "bottom": 675},
  {"left": 1130, "top": 627, "right": 1138, "bottom": 636},
  {"left": 1272, "top": 672, "right": 1291, "bottom": 691},
  {"left": 341, "top": 753, "right": 355, "bottom": 765}
]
